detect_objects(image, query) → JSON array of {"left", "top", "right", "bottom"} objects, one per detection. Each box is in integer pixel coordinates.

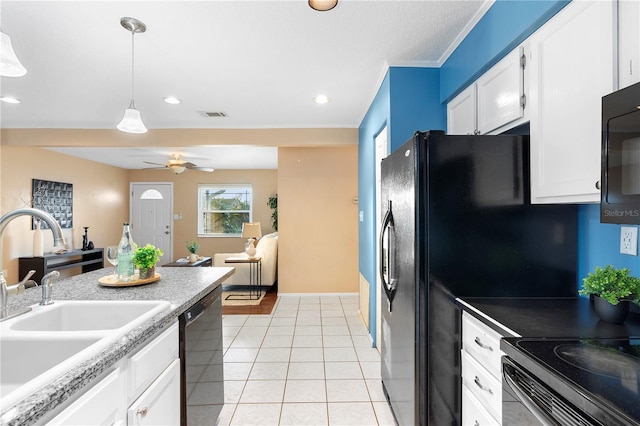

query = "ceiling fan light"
[
  {"left": 308, "top": 0, "right": 338, "bottom": 12},
  {"left": 169, "top": 164, "right": 186, "bottom": 174},
  {"left": 117, "top": 101, "right": 148, "bottom": 134},
  {"left": 0, "top": 31, "right": 27, "bottom": 77}
]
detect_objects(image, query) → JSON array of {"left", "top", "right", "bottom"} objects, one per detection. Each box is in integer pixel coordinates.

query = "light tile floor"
[{"left": 218, "top": 295, "right": 395, "bottom": 426}]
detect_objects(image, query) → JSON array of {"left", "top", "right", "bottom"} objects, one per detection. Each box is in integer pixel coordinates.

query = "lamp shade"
[
  {"left": 241, "top": 222, "right": 262, "bottom": 240},
  {"left": 0, "top": 31, "right": 27, "bottom": 77},
  {"left": 117, "top": 101, "right": 148, "bottom": 134}
]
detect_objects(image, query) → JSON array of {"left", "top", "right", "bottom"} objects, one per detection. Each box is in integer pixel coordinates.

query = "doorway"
[
  {"left": 374, "top": 126, "right": 388, "bottom": 350},
  {"left": 131, "top": 182, "right": 173, "bottom": 264}
]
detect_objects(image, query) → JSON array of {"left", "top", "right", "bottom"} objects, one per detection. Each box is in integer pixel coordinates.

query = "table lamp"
[{"left": 242, "top": 222, "right": 262, "bottom": 258}]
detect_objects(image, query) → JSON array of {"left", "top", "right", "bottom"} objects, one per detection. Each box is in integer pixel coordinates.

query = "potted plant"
[
  {"left": 132, "top": 244, "right": 163, "bottom": 279},
  {"left": 186, "top": 241, "right": 200, "bottom": 262},
  {"left": 579, "top": 265, "right": 640, "bottom": 323},
  {"left": 267, "top": 195, "right": 278, "bottom": 231}
]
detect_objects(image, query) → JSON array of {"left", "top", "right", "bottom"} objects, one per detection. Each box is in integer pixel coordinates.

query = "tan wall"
[
  {"left": 1, "top": 128, "right": 359, "bottom": 293},
  {"left": 278, "top": 146, "right": 359, "bottom": 293},
  {"left": 127, "top": 169, "right": 277, "bottom": 259},
  {"left": 1, "top": 146, "right": 129, "bottom": 283}
]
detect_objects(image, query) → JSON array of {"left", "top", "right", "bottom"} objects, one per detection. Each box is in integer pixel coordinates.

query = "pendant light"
[
  {"left": 117, "top": 17, "right": 147, "bottom": 134},
  {"left": 0, "top": 30, "right": 27, "bottom": 77},
  {"left": 308, "top": 0, "right": 338, "bottom": 12}
]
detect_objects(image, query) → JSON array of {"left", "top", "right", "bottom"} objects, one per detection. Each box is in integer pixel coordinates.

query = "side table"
[{"left": 224, "top": 256, "right": 262, "bottom": 300}]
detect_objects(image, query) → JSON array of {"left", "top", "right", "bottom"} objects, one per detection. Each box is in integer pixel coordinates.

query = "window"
[{"left": 198, "top": 184, "right": 252, "bottom": 236}]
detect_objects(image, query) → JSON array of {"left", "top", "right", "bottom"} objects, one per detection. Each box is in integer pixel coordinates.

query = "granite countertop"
[
  {"left": 0, "top": 266, "right": 234, "bottom": 426},
  {"left": 457, "top": 296, "right": 640, "bottom": 338}
]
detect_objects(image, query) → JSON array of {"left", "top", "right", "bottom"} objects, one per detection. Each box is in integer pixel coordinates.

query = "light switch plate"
[{"left": 620, "top": 226, "right": 638, "bottom": 255}]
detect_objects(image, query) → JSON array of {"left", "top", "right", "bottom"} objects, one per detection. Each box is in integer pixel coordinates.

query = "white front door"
[{"left": 131, "top": 183, "right": 173, "bottom": 265}]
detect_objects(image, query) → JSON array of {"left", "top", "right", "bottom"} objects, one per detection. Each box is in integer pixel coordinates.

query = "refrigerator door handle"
[{"left": 379, "top": 200, "right": 397, "bottom": 311}]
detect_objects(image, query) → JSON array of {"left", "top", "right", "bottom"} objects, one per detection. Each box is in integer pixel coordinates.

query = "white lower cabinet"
[
  {"left": 461, "top": 312, "right": 506, "bottom": 425},
  {"left": 44, "top": 321, "right": 179, "bottom": 425},
  {"left": 462, "top": 384, "right": 499, "bottom": 426},
  {"left": 127, "top": 359, "right": 180, "bottom": 426},
  {"left": 47, "top": 368, "right": 125, "bottom": 426}
]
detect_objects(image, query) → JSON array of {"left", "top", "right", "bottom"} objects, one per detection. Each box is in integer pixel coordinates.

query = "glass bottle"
[{"left": 117, "top": 222, "right": 135, "bottom": 281}]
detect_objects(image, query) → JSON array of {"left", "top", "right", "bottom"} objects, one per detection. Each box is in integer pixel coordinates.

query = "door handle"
[
  {"left": 165, "top": 230, "right": 170, "bottom": 235},
  {"left": 379, "top": 200, "right": 396, "bottom": 311}
]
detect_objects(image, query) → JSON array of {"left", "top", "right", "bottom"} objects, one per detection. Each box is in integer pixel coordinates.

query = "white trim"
[
  {"left": 437, "top": 0, "right": 495, "bottom": 66},
  {"left": 455, "top": 297, "right": 521, "bottom": 338}
]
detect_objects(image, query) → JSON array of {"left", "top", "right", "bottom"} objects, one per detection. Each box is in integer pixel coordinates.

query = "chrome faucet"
[
  {"left": 40, "top": 270, "right": 60, "bottom": 306},
  {"left": 0, "top": 208, "right": 66, "bottom": 318}
]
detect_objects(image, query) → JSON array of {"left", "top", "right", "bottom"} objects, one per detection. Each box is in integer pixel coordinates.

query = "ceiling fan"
[{"left": 143, "top": 154, "right": 214, "bottom": 174}]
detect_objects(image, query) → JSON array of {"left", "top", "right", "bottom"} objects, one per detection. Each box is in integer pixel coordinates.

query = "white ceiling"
[{"left": 0, "top": 0, "right": 491, "bottom": 169}]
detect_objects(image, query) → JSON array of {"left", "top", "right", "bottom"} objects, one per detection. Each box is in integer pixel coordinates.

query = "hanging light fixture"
[
  {"left": 0, "top": 30, "right": 27, "bottom": 77},
  {"left": 308, "top": 0, "right": 338, "bottom": 12},
  {"left": 117, "top": 17, "right": 147, "bottom": 134}
]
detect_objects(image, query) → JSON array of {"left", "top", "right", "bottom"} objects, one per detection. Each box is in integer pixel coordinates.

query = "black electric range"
[{"left": 502, "top": 336, "right": 640, "bottom": 425}]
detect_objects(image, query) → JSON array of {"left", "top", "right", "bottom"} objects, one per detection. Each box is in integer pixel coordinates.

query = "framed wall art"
[{"left": 31, "top": 179, "right": 73, "bottom": 229}]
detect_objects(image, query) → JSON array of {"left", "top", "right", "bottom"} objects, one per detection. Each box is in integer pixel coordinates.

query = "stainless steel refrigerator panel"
[{"left": 380, "top": 141, "right": 418, "bottom": 426}]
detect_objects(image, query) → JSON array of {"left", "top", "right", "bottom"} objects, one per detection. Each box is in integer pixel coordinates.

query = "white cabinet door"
[
  {"left": 529, "top": 0, "right": 615, "bottom": 203},
  {"left": 619, "top": 0, "right": 640, "bottom": 89},
  {"left": 47, "top": 368, "right": 125, "bottom": 426},
  {"left": 127, "top": 359, "right": 180, "bottom": 426},
  {"left": 477, "top": 48, "right": 525, "bottom": 135},
  {"left": 447, "top": 84, "right": 477, "bottom": 135}
]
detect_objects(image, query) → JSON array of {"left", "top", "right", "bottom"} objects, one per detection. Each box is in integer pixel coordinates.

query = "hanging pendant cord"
[{"left": 130, "top": 30, "right": 135, "bottom": 104}]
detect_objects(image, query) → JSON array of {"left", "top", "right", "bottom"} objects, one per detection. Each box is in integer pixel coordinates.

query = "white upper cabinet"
[
  {"left": 477, "top": 48, "right": 526, "bottom": 135},
  {"left": 529, "top": 0, "right": 615, "bottom": 204},
  {"left": 447, "top": 46, "right": 527, "bottom": 136},
  {"left": 619, "top": 0, "right": 640, "bottom": 89},
  {"left": 447, "top": 84, "right": 477, "bottom": 135}
]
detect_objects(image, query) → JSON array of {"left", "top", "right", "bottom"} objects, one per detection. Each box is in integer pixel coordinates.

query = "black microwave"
[{"left": 601, "top": 81, "right": 640, "bottom": 224}]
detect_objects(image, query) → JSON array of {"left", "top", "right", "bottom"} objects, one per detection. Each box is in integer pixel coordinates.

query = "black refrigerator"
[{"left": 379, "top": 131, "right": 577, "bottom": 425}]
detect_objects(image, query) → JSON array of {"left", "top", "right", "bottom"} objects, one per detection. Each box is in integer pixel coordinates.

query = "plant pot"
[
  {"left": 139, "top": 266, "right": 156, "bottom": 280},
  {"left": 593, "top": 295, "right": 629, "bottom": 324},
  {"left": 189, "top": 253, "right": 198, "bottom": 263}
]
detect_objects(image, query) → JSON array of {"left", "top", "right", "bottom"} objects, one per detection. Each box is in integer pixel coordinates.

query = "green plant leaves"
[{"left": 579, "top": 265, "right": 640, "bottom": 305}]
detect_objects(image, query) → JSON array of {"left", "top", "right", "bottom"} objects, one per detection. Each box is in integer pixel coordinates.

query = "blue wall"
[
  {"left": 359, "top": 1, "right": 570, "bottom": 344},
  {"left": 578, "top": 204, "right": 640, "bottom": 287},
  {"left": 358, "top": 68, "right": 444, "bottom": 343},
  {"left": 358, "top": 71, "right": 390, "bottom": 340}
]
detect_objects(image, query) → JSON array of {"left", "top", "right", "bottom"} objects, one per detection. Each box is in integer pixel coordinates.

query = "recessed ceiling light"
[
  {"left": 313, "top": 95, "right": 330, "bottom": 104},
  {"left": 163, "top": 96, "right": 182, "bottom": 105},
  {"left": 0, "top": 96, "right": 20, "bottom": 104}
]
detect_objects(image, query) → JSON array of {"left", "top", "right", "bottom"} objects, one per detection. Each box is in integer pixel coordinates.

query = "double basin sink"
[{"left": 0, "top": 300, "right": 171, "bottom": 411}]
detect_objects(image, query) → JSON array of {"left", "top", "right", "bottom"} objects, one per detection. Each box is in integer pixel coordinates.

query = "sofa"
[{"left": 213, "top": 232, "right": 278, "bottom": 287}]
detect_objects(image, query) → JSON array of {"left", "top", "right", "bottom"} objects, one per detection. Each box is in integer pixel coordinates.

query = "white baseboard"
[{"left": 277, "top": 292, "right": 358, "bottom": 297}]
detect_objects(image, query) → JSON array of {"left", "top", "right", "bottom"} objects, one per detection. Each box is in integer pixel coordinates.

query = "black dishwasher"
[{"left": 179, "top": 285, "right": 224, "bottom": 426}]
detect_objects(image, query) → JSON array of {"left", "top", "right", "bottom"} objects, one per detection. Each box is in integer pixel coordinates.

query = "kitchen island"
[{"left": 0, "top": 266, "right": 234, "bottom": 426}]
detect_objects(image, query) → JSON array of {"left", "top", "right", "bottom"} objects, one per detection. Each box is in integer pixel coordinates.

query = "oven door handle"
[{"left": 503, "top": 363, "right": 556, "bottom": 426}]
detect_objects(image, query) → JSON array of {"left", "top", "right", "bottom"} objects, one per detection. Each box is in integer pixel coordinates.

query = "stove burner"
[{"left": 554, "top": 343, "right": 640, "bottom": 379}]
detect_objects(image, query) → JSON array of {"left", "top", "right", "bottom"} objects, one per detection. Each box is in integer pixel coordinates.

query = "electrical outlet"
[{"left": 620, "top": 226, "right": 638, "bottom": 255}]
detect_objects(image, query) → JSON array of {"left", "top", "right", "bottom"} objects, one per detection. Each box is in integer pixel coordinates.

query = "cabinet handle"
[
  {"left": 595, "top": 180, "right": 601, "bottom": 190},
  {"left": 474, "top": 336, "right": 493, "bottom": 351},
  {"left": 136, "top": 407, "right": 148, "bottom": 417},
  {"left": 474, "top": 376, "right": 493, "bottom": 394}
]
